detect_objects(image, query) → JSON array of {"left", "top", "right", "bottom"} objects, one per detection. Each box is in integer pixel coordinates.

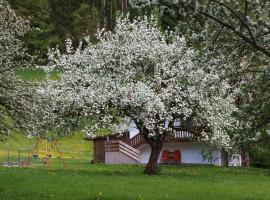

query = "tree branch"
[
  {"left": 211, "top": 0, "right": 256, "bottom": 45},
  {"left": 198, "top": 10, "right": 270, "bottom": 57}
]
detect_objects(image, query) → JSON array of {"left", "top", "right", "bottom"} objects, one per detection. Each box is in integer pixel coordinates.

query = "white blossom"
[{"left": 40, "top": 15, "right": 239, "bottom": 148}]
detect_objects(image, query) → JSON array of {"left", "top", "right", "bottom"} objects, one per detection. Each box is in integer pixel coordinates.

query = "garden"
[{"left": 1, "top": 0, "right": 270, "bottom": 199}]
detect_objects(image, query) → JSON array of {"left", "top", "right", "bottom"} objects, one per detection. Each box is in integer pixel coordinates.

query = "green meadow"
[
  {"left": 1, "top": 133, "right": 270, "bottom": 200},
  {"left": 0, "top": 163, "right": 270, "bottom": 200}
]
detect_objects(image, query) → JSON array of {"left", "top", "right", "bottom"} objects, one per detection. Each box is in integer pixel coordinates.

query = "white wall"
[
  {"left": 139, "top": 142, "right": 221, "bottom": 166},
  {"left": 105, "top": 152, "right": 138, "bottom": 164},
  {"left": 128, "top": 120, "right": 139, "bottom": 138}
]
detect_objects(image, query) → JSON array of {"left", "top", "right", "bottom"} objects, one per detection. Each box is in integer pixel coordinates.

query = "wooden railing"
[
  {"left": 174, "top": 129, "right": 194, "bottom": 139},
  {"left": 105, "top": 140, "right": 140, "bottom": 162},
  {"left": 128, "top": 129, "right": 195, "bottom": 147},
  {"left": 128, "top": 128, "right": 196, "bottom": 147},
  {"left": 129, "top": 134, "right": 146, "bottom": 148}
]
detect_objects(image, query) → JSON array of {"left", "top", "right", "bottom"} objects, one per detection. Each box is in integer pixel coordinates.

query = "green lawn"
[
  {"left": 0, "top": 164, "right": 270, "bottom": 200},
  {"left": 1, "top": 133, "right": 270, "bottom": 200}
]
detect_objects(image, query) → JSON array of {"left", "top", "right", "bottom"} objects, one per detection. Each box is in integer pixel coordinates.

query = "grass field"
[
  {"left": 0, "top": 164, "right": 270, "bottom": 200},
  {"left": 1, "top": 134, "right": 270, "bottom": 200}
]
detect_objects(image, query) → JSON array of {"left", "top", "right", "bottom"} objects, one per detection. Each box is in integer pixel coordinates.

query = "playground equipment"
[{"left": 28, "top": 138, "right": 66, "bottom": 167}]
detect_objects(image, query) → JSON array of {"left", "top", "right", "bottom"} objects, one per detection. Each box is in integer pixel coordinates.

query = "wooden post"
[
  {"left": 18, "top": 149, "right": 21, "bottom": 164},
  {"left": 241, "top": 151, "right": 250, "bottom": 167},
  {"left": 28, "top": 150, "right": 30, "bottom": 162},
  {"left": 7, "top": 149, "right": 9, "bottom": 166},
  {"left": 54, "top": 140, "right": 66, "bottom": 167},
  {"left": 27, "top": 138, "right": 40, "bottom": 164}
]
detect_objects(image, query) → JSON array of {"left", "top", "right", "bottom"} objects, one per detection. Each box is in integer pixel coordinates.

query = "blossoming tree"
[
  {"left": 0, "top": 0, "right": 35, "bottom": 137},
  {"left": 130, "top": 0, "right": 270, "bottom": 148},
  {"left": 42, "top": 16, "right": 238, "bottom": 174},
  {"left": 0, "top": 0, "right": 57, "bottom": 139}
]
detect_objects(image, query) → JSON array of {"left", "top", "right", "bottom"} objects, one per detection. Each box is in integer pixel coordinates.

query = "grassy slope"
[
  {"left": 0, "top": 165, "right": 270, "bottom": 200},
  {"left": 0, "top": 132, "right": 92, "bottom": 163}
]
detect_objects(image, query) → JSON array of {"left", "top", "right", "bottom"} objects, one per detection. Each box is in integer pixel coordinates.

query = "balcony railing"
[{"left": 174, "top": 128, "right": 194, "bottom": 139}]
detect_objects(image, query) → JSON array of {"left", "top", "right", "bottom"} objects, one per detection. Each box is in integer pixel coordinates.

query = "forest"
[{"left": 9, "top": 0, "right": 128, "bottom": 61}]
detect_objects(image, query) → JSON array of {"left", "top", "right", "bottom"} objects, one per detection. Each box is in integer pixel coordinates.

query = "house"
[{"left": 85, "top": 119, "right": 250, "bottom": 166}]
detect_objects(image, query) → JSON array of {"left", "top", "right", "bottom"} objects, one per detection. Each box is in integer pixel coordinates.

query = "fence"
[
  {"left": 0, "top": 145, "right": 92, "bottom": 167},
  {"left": 0, "top": 149, "right": 31, "bottom": 167}
]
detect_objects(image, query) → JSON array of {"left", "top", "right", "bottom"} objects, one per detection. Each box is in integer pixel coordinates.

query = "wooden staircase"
[
  {"left": 128, "top": 133, "right": 146, "bottom": 148},
  {"left": 105, "top": 140, "right": 140, "bottom": 163}
]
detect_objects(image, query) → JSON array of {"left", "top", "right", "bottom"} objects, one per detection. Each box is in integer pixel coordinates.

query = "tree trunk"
[{"left": 144, "top": 141, "right": 163, "bottom": 175}]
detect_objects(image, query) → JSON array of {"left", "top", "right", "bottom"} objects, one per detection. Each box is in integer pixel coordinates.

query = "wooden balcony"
[
  {"left": 166, "top": 128, "right": 198, "bottom": 142},
  {"left": 127, "top": 127, "right": 198, "bottom": 148}
]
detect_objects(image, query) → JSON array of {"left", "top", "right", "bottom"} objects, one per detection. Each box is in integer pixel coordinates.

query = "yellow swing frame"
[{"left": 28, "top": 138, "right": 66, "bottom": 167}]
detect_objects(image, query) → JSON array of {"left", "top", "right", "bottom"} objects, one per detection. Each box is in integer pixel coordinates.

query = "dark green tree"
[
  {"left": 10, "top": 0, "right": 127, "bottom": 60},
  {"left": 71, "top": 2, "right": 100, "bottom": 43},
  {"left": 10, "top": 0, "right": 56, "bottom": 62}
]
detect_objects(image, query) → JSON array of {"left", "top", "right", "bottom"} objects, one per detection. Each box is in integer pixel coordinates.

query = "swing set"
[{"left": 27, "top": 138, "right": 66, "bottom": 167}]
